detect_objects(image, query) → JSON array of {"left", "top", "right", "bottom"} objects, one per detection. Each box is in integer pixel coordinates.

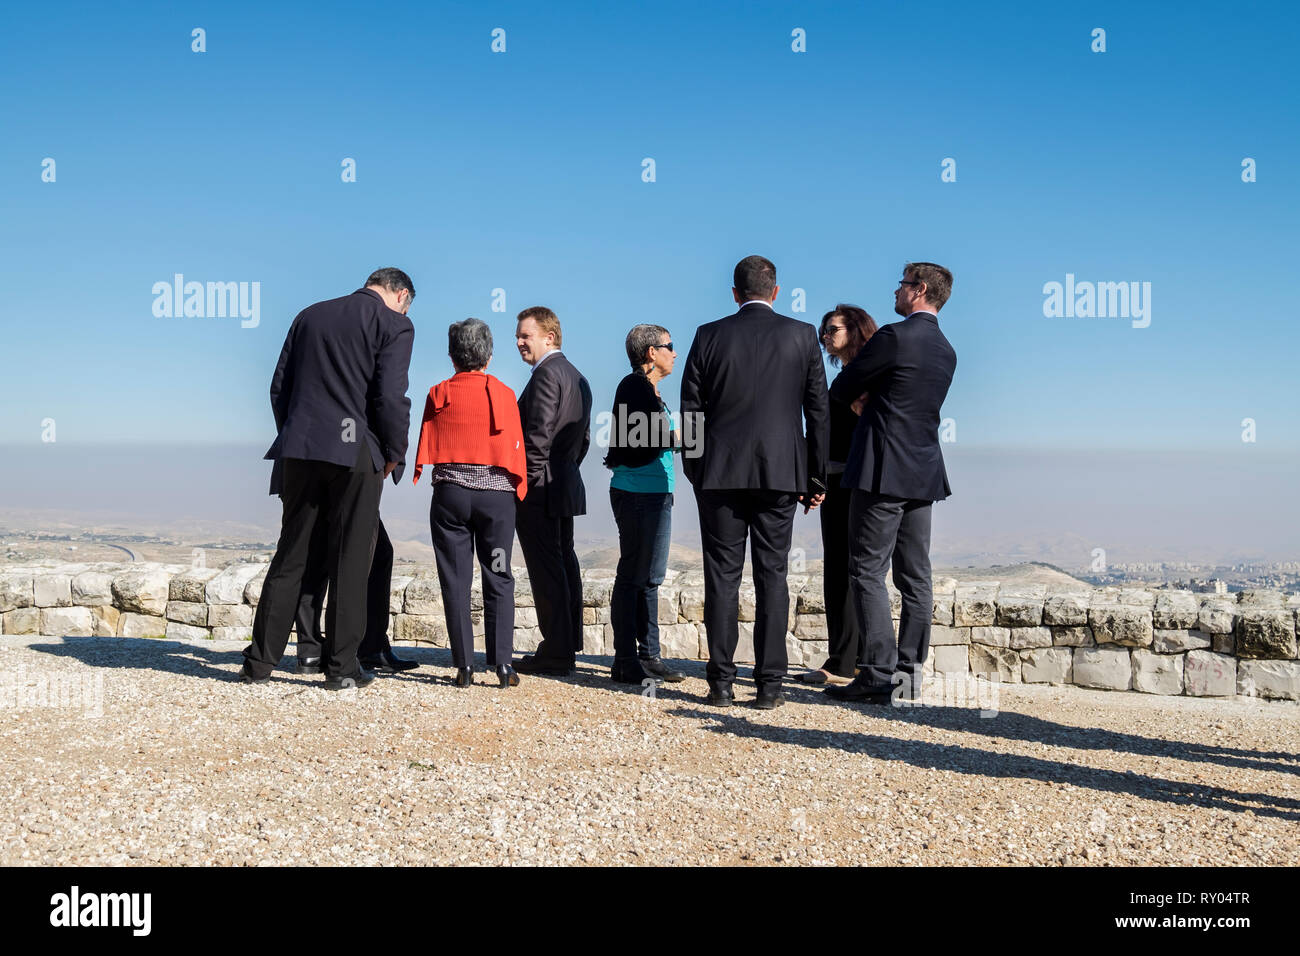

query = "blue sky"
[{"left": 2, "top": 0, "right": 1297, "bottom": 458}]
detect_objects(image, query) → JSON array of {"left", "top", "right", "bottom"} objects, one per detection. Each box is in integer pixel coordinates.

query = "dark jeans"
[
  {"left": 244, "top": 446, "right": 382, "bottom": 680},
  {"left": 294, "top": 517, "right": 394, "bottom": 661},
  {"left": 695, "top": 487, "right": 798, "bottom": 691},
  {"left": 609, "top": 488, "right": 673, "bottom": 662},
  {"left": 847, "top": 490, "right": 933, "bottom": 688},
  {"left": 430, "top": 481, "right": 516, "bottom": 668},
  {"left": 514, "top": 494, "right": 582, "bottom": 665},
  {"left": 818, "top": 472, "right": 863, "bottom": 677}
]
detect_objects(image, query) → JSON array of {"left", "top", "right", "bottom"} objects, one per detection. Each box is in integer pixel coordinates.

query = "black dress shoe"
[
  {"left": 452, "top": 667, "right": 473, "bottom": 688},
  {"left": 639, "top": 657, "right": 686, "bottom": 683},
  {"left": 323, "top": 669, "right": 377, "bottom": 691},
  {"left": 239, "top": 666, "right": 270, "bottom": 685},
  {"left": 295, "top": 657, "right": 322, "bottom": 675},
  {"left": 706, "top": 685, "right": 734, "bottom": 707},
  {"left": 359, "top": 649, "right": 419, "bottom": 673},
  {"left": 610, "top": 660, "right": 653, "bottom": 684},
  {"left": 513, "top": 655, "right": 574, "bottom": 676},
  {"left": 754, "top": 688, "right": 785, "bottom": 710},
  {"left": 824, "top": 681, "right": 894, "bottom": 705},
  {"left": 496, "top": 665, "right": 519, "bottom": 688}
]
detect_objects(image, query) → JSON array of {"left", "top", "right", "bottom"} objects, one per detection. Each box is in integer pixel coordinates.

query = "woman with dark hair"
[
  {"left": 413, "top": 318, "right": 526, "bottom": 689},
  {"left": 603, "top": 324, "right": 686, "bottom": 686},
  {"left": 799, "top": 304, "right": 879, "bottom": 684}
]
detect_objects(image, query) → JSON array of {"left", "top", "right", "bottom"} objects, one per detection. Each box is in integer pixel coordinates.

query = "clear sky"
[{"left": 1, "top": 1, "right": 1296, "bottom": 460}]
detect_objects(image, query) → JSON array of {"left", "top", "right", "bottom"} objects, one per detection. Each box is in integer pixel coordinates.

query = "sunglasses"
[{"left": 650, "top": 342, "right": 675, "bottom": 353}]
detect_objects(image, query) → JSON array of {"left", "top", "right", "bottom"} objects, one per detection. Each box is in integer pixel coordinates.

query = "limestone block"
[
  {"left": 737, "top": 582, "right": 757, "bottom": 622},
  {"left": 166, "top": 601, "right": 209, "bottom": 626},
  {"left": 40, "top": 606, "right": 94, "bottom": 637},
  {"left": 794, "top": 614, "right": 828, "bottom": 641},
  {"left": 203, "top": 564, "right": 265, "bottom": 605},
  {"left": 931, "top": 593, "right": 955, "bottom": 626},
  {"left": 1043, "top": 591, "right": 1090, "bottom": 626},
  {"left": 1236, "top": 608, "right": 1296, "bottom": 659},
  {"left": 168, "top": 567, "right": 220, "bottom": 603},
  {"left": 969, "top": 644, "right": 1020, "bottom": 683},
  {"left": 1118, "top": 588, "right": 1154, "bottom": 607},
  {"left": 210, "top": 626, "right": 252, "bottom": 642},
  {"left": 1152, "top": 628, "right": 1212, "bottom": 654},
  {"left": 1236, "top": 660, "right": 1300, "bottom": 701},
  {"left": 1008, "top": 626, "right": 1052, "bottom": 649},
  {"left": 657, "top": 586, "right": 680, "bottom": 624},
  {"left": 679, "top": 585, "right": 705, "bottom": 621},
  {"left": 1236, "top": 589, "right": 1285, "bottom": 608},
  {"left": 0, "top": 571, "right": 35, "bottom": 611},
  {"left": 971, "top": 626, "right": 1010, "bottom": 648},
  {"left": 512, "top": 574, "right": 534, "bottom": 608},
  {"left": 580, "top": 569, "right": 615, "bottom": 608},
  {"left": 582, "top": 624, "right": 605, "bottom": 655},
  {"left": 1051, "top": 625, "right": 1093, "bottom": 647},
  {"left": 90, "top": 606, "right": 120, "bottom": 638},
  {"left": 1072, "top": 647, "right": 1132, "bottom": 690},
  {"left": 3, "top": 608, "right": 39, "bottom": 634},
  {"left": 71, "top": 570, "right": 115, "bottom": 606},
  {"left": 796, "top": 587, "right": 826, "bottom": 614},
  {"left": 1211, "top": 633, "right": 1235, "bottom": 655},
  {"left": 1088, "top": 604, "right": 1153, "bottom": 647},
  {"left": 119, "top": 613, "right": 168, "bottom": 639},
  {"left": 208, "top": 604, "right": 253, "bottom": 628},
  {"left": 166, "top": 622, "right": 210, "bottom": 642},
  {"left": 513, "top": 626, "right": 542, "bottom": 653},
  {"left": 389, "top": 575, "right": 413, "bottom": 614},
  {"left": 33, "top": 573, "right": 72, "bottom": 608},
  {"left": 953, "top": 583, "right": 998, "bottom": 626},
  {"left": 930, "top": 625, "right": 970, "bottom": 646},
  {"left": 1020, "top": 647, "right": 1072, "bottom": 685},
  {"left": 516, "top": 606, "right": 538, "bottom": 629},
  {"left": 243, "top": 567, "right": 269, "bottom": 605},
  {"left": 658, "top": 622, "right": 699, "bottom": 660},
  {"left": 1153, "top": 590, "right": 1199, "bottom": 629},
  {"left": 784, "top": 631, "right": 805, "bottom": 668},
  {"left": 996, "top": 585, "right": 1045, "bottom": 627},
  {"left": 1184, "top": 650, "right": 1235, "bottom": 697},
  {"left": 404, "top": 576, "right": 443, "bottom": 616},
  {"left": 393, "top": 614, "right": 448, "bottom": 646},
  {"left": 1197, "top": 599, "right": 1237, "bottom": 635},
  {"left": 933, "top": 644, "right": 969, "bottom": 675},
  {"left": 1131, "top": 649, "right": 1184, "bottom": 695}
]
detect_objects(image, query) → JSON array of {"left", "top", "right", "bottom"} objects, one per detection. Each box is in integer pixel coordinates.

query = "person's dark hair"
[
  {"left": 733, "top": 255, "right": 777, "bottom": 301},
  {"left": 625, "top": 323, "right": 670, "bottom": 371},
  {"left": 366, "top": 267, "right": 415, "bottom": 300},
  {"left": 819, "top": 304, "right": 878, "bottom": 367},
  {"left": 448, "top": 318, "right": 492, "bottom": 372},
  {"left": 905, "top": 261, "right": 952, "bottom": 310},
  {"left": 517, "top": 305, "right": 561, "bottom": 347}
]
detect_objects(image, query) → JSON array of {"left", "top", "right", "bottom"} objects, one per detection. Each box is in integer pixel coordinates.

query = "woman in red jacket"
[{"left": 414, "top": 319, "right": 527, "bottom": 688}]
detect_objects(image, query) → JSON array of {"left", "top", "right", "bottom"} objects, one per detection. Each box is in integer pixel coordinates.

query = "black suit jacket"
[
  {"left": 830, "top": 311, "right": 956, "bottom": 501},
  {"left": 680, "top": 302, "right": 828, "bottom": 494},
  {"left": 264, "top": 288, "right": 414, "bottom": 489},
  {"left": 517, "top": 351, "right": 592, "bottom": 518}
]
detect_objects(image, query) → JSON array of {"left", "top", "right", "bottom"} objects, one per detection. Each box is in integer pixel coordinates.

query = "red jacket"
[{"left": 412, "top": 371, "right": 527, "bottom": 500}]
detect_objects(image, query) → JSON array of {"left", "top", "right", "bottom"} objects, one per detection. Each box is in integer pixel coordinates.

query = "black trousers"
[
  {"left": 847, "top": 489, "right": 933, "bottom": 688},
  {"left": 293, "top": 517, "right": 394, "bottom": 661},
  {"left": 818, "top": 472, "right": 863, "bottom": 677},
  {"left": 430, "top": 481, "right": 516, "bottom": 668},
  {"left": 244, "top": 448, "right": 382, "bottom": 680},
  {"left": 695, "top": 487, "right": 798, "bottom": 690},
  {"left": 514, "top": 494, "right": 582, "bottom": 665}
]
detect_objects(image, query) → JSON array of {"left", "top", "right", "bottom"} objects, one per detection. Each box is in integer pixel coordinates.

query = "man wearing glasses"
[{"left": 825, "top": 263, "right": 957, "bottom": 706}]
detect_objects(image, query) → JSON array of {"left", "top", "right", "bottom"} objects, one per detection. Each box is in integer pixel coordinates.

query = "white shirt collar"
[
  {"left": 740, "top": 300, "right": 775, "bottom": 310},
  {"left": 530, "top": 348, "right": 562, "bottom": 372},
  {"left": 906, "top": 311, "right": 937, "bottom": 319}
]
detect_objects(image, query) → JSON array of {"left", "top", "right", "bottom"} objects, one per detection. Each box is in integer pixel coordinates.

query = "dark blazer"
[
  {"left": 830, "top": 311, "right": 956, "bottom": 501},
  {"left": 679, "top": 302, "right": 828, "bottom": 494},
  {"left": 603, "top": 371, "right": 677, "bottom": 470},
  {"left": 517, "top": 351, "right": 592, "bottom": 517},
  {"left": 264, "top": 288, "right": 414, "bottom": 488}
]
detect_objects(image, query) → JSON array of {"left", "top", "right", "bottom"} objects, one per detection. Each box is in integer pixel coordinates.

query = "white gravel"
[{"left": 1, "top": 636, "right": 1296, "bottom": 866}]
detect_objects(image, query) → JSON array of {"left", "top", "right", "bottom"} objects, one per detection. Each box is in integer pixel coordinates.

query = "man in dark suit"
[
  {"left": 825, "top": 262, "right": 957, "bottom": 706},
  {"left": 680, "top": 255, "right": 829, "bottom": 710},
  {"left": 241, "top": 268, "right": 415, "bottom": 689},
  {"left": 512, "top": 306, "right": 592, "bottom": 676}
]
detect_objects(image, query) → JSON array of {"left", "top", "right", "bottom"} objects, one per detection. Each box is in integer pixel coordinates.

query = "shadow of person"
[{"left": 665, "top": 705, "right": 1300, "bottom": 822}]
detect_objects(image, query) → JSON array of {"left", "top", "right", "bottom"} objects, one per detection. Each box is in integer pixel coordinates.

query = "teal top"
[{"left": 610, "top": 410, "right": 677, "bottom": 493}]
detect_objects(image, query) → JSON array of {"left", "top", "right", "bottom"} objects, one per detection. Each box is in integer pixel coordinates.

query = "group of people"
[{"left": 239, "top": 256, "right": 957, "bottom": 711}]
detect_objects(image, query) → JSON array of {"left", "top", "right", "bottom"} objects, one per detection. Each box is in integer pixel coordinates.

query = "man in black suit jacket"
[
  {"left": 241, "top": 268, "right": 415, "bottom": 689},
  {"left": 512, "top": 306, "right": 592, "bottom": 676},
  {"left": 680, "top": 256, "right": 829, "bottom": 709},
  {"left": 826, "top": 262, "right": 957, "bottom": 706}
]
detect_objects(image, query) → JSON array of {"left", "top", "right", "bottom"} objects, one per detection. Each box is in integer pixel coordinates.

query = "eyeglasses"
[
  {"left": 821, "top": 326, "right": 846, "bottom": 337},
  {"left": 650, "top": 342, "right": 674, "bottom": 353},
  {"left": 898, "top": 279, "right": 921, "bottom": 287}
]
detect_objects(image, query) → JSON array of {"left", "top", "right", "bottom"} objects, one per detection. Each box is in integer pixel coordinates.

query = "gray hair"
[
  {"left": 448, "top": 318, "right": 493, "bottom": 371},
  {"left": 625, "top": 323, "right": 669, "bottom": 369}
]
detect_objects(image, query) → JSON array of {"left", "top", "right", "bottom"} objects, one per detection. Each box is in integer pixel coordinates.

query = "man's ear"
[
  {"left": 732, "top": 287, "right": 742, "bottom": 304},
  {"left": 770, "top": 284, "right": 780, "bottom": 302}
]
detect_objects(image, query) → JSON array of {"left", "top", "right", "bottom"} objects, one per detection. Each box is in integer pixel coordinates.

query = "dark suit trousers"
[
  {"left": 244, "top": 447, "right": 382, "bottom": 679},
  {"left": 293, "top": 518, "right": 394, "bottom": 660},
  {"left": 818, "top": 472, "right": 863, "bottom": 677},
  {"left": 695, "top": 488, "right": 798, "bottom": 690},
  {"left": 514, "top": 494, "right": 581, "bottom": 664},
  {"left": 847, "top": 490, "right": 933, "bottom": 688},
  {"left": 430, "top": 481, "right": 516, "bottom": 668}
]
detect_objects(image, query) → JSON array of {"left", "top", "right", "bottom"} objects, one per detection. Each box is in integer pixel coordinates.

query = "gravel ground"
[{"left": 1, "top": 636, "right": 1297, "bottom": 866}]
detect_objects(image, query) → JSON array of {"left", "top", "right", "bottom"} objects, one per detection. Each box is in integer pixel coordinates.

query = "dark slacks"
[
  {"left": 609, "top": 488, "right": 673, "bottom": 662},
  {"left": 293, "top": 517, "right": 394, "bottom": 661},
  {"left": 695, "top": 488, "right": 798, "bottom": 690},
  {"left": 818, "top": 472, "right": 863, "bottom": 677},
  {"left": 430, "top": 481, "right": 516, "bottom": 668},
  {"left": 514, "top": 494, "right": 582, "bottom": 665},
  {"left": 243, "top": 447, "right": 382, "bottom": 680},
  {"left": 847, "top": 489, "right": 933, "bottom": 688}
]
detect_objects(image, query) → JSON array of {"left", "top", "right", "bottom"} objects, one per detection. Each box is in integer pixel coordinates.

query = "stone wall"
[{"left": 2, "top": 562, "right": 1298, "bottom": 702}]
